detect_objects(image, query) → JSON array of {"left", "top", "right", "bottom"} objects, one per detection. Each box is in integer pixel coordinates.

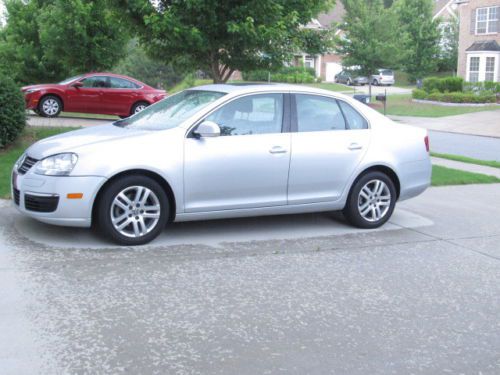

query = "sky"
[{"left": 0, "top": 0, "right": 6, "bottom": 27}]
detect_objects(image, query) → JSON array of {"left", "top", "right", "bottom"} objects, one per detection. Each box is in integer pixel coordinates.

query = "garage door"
[{"left": 325, "top": 63, "right": 342, "bottom": 82}]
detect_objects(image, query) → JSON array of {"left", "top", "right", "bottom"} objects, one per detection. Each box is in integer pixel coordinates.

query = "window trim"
[
  {"left": 187, "top": 92, "right": 290, "bottom": 138},
  {"left": 466, "top": 53, "right": 499, "bottom": 82},
  {"left": 290, "top": 92, "right": 370, "bottom": 133},
  {"left": 475, "top": 6, "right": 498, "bottom": 35}
]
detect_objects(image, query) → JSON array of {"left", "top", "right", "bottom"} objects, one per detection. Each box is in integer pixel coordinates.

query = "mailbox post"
[{"left": 376, "top": 89, "right": 387, "bottom": 115}]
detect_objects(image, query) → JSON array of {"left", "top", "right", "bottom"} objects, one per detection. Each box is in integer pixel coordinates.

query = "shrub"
[
  {"left": 464, "top": 81, "right": 500, "bottom": 94},
  {"left": 412, "top": 89, "right": 496, "bottom": 103},
  {"left": 422, "top": 76, "right": 463, "bottom": 93},
  {"left": 242, "top": 66, "right": 316, "bottom": 84},
  {"left": 0, "top": 75, "right": 26, "bottom": 149}
]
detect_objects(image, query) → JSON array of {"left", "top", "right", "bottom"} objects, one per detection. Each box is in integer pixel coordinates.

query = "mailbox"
[
  {"left": 353, "top": 94, "right": 370, "bottom": 105},
  {"left": 376, "top": 94, "right": 386, "bottom": 102}
]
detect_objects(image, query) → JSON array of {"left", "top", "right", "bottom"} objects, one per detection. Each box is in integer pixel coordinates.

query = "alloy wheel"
[
  {"left": 110, "top": 186, "right": 161, "bottom": 238},
  {"left": 134, "top": 104, "right": 147, "bottom": 113},
  {"left": 42, "top": 99, "right": 60, "bottom": 116},
  {"left": 357, "top": 179, "right": 391, "bottom": 222}
]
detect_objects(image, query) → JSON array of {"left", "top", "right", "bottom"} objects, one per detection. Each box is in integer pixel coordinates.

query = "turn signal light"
[
  {"left": 424, "top": 135, "right": 430, "bottom": 153},
  {"left": 67, "top": 193, "right": 83, "bottom": 199}
]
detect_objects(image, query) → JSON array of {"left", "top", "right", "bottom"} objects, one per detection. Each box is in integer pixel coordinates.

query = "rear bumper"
[
  {"left": 398, "top": 159, "right": 432, "bottom": 201},
  {"left": 12, "top": 169, "right": 106, "bottom": 228}
]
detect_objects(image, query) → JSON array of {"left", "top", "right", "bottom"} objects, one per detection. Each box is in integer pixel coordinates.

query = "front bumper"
[
  {"left": 23, "top": 92, "right": 41, "bottom": 110},
  {"left": 12, "top": 168, "right": 106, "bottom": 228}
]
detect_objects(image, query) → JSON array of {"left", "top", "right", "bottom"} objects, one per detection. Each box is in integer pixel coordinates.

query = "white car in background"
[
  {"left": 12, "top": 84, "right": 431, "bottom": 245},
  {"left": 371, "top": 69, "right": 395, "bottom": 86}
]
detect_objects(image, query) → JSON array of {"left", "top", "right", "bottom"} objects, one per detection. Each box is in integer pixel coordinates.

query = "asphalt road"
[
  {"left": 429, "top": 130, "right": 500, "bottom": 161},
  {"left": 1, "top": 183, "right": 500, "bottom": 374}
]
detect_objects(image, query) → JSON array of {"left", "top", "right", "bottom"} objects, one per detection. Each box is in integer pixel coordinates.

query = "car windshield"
[
  {"left": 58, "top": 75, "right": 84, "bottom": 85},
  {"left": 114, "top": 90, "right": 227, "bottom": 131}
]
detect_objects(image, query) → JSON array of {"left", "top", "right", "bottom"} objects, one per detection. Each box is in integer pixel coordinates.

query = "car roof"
[{"left": 191, "top": 83, "right": 340, "bottom": 97}]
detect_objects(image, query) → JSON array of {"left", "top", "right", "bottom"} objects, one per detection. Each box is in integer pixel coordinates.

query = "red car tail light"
[{"left": 424, "top": 135, "right": 430, "bottom": 152}]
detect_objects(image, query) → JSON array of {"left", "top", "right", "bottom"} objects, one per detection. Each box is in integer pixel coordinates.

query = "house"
[
  {"left": 456, "top": 0, "right": 500, "bottom": 82},
  {"left": 297, "top": 1, "right": 460, "bottom": 82}
]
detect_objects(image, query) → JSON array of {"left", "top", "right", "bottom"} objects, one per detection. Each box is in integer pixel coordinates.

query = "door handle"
[
  {"left": 269, "top": 146, "right": 287, "bottom": 154},
  {"left": 348, "top": 143, "right": 363, "bottom": 151}
]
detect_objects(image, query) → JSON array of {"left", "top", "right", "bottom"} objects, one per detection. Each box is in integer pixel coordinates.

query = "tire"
[
  {"left": 342, "top": 171, "right": 396, "bottom": 229},
  {"left": 372, "top": 79, "right": 379, "bottom": 86},
  {"left": 38, "top": 95, "right": 62, "bottom": 117},
  {"left": 96, "top": 175, "right": 169, "bottom": 245},
  {"left": 131, "top": 101, "right": 149, "bottom": 115}
]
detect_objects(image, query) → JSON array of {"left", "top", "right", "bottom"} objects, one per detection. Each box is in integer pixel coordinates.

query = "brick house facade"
[{"left": 456, "top": 0, "right": 500, "bottom": 82}]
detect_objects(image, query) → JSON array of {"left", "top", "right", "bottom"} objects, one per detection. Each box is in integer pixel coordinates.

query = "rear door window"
[{"left": 295, "top": 94, "right": 346, "bottom": 132}]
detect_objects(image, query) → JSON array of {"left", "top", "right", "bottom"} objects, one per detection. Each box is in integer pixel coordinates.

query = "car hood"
[
  {"left": 26, "top": 124, "right": 147, "bottom": 160},
  {"left": 21, "top": 83, "right": 62, "bottom": 92}
]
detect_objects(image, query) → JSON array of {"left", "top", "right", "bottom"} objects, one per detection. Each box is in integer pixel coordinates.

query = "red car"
[{"left": 22, "top": 73, "right": 167, "bottom": 118}]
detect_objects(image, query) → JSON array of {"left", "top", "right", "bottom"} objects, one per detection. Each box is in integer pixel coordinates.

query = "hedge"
[
  {"left": 412, "top": 88, "right": 496, "bottom": 103},
  {"left": 242, "top": 66, "right": 316, "bottom": 84},
  {"left": 0, "top": 75, "right": 26, "bottom": 148},
  {"left": 463, "top": 81, "right": 500, "bottom": 94},
  {"left": 422, "top": 76, "right": 463, "bottom": 93}
]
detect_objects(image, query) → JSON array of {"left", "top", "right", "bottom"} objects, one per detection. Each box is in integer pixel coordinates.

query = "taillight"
[{"left": 424, "top": 135, "right": 430, "bottom": 152}]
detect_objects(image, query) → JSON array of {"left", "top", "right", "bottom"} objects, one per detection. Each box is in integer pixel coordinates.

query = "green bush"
[
  {"left": 422, "top": 76, "right": 463, "bottom": 93},
  {"left": 412, "top": 89, "right": 496, "bottom": 103},
  {"left": 242, "top": 66, "right": 316, "bottom": 84},
  {"left": 463, "top": 81, "right": 500, "bottom": 94},
  {"left": 0, "top": 75, "right": 26, "bottom": 149}
]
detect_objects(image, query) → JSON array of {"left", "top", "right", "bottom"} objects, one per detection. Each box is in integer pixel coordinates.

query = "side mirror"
[
  {"left": 72, "top": 81, "right": 83, "bottom": 88},
  {"left": 193, "top": 121, "right": 220, "bottom": 138}
]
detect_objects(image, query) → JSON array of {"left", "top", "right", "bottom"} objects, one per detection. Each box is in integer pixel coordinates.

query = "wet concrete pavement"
[{"left": 1, "top": 184, "right": 500, "bottom": 374}]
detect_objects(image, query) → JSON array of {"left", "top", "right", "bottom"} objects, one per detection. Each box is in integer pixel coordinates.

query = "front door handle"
[
  {"left": 269, "top": 146, "right": 287, "bottom": 154},
  {"left": 348, "top": 143, "right": 363, "bottom": 151}
]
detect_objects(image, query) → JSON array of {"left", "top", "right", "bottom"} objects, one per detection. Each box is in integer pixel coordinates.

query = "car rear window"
[{"left": 380, "top": 70, "right": 393, "bottom": 76}]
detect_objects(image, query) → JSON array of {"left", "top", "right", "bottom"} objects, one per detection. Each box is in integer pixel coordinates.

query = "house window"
[
  {"left": 485, "top": 57, "right": 495, "bottom": 82},
  {"left": 304, "top": 56, "right": 315, "bottom": 69},
  {"left": 476, "top": 7, "right": 498, "bottom": 34},
  {"left": 469, "top": 57, "right": 480, "bottom": 82}
]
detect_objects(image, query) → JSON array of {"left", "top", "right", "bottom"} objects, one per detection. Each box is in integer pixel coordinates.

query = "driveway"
[
  {"left": 1, "top": 183, "right": 500, "bottom": 374},
  {"left": 389, "top": 110, "right": 500, "bottom": 138}
]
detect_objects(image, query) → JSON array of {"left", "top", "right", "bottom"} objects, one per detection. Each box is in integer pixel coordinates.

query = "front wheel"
[
  {"left": 343, "top": 171, "right": 396, "bottom": 229},
  {"left": 372, "top": 79, "right": 379, "bottom": 86},
  {"left": 38, "top": 95, "right": 62, "bottom": 117},
  {"left": 96, "top": 175, "right": 169, "bottom": 245}
]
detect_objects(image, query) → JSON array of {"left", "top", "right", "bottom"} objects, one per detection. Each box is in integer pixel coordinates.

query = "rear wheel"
[
  {"left": 97, "top": 175, "right": 169, "bottom": 245},
  {"left": 372, "top": 79, "right": 379, "bottom": 86},
  {"left": 131, "top": 101, "right": 149, "bottom": 115},
  {"left": 38, "top": 95, "right": 62, "bottom": 117},
  {"left": 343, "top": 171, "right": 396, "bottom": 229}
]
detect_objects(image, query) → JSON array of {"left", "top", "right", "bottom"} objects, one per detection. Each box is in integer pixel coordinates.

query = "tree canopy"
[
  {"left": 0, "top": 0, "right": 129, "bottom": 84},
  {"left": 114, "top": 0, "right": 334, "bottom": 83},
  {"left": 337, "top": 0, "right": 405, "bottom": 77}
]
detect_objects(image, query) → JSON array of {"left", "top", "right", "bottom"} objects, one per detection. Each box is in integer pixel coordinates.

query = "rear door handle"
[
  {"left": 269, "top": 146, "right": 287, "bottom": 154},
  {"left": 348, "top": 143, "right": 363, "bottom": 150}
]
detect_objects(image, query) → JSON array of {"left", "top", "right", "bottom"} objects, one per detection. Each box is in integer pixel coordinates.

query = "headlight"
[
  {"left": 25, "top": 89, "right": 40, "bottom": 94},
  {"left": 14, "top": 153, "right": 26, "bottom": 171},
  {"left": 34, "top": 153, "right": 78, "bottom": 176}
]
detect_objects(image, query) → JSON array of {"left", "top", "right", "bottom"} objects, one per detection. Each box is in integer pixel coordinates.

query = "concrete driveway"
[
  {"left": 1, "top": 183, "right": 500, "bottom": 374},
  {"left": 343, "top": 85, "right": 412, "bottom": 96}
]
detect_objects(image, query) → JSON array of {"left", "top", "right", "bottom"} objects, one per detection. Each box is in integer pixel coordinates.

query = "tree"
[
  {"left": 337, "top": 0, "right": 405, "bottom": 97},
  {"left": 113, "top": 39, "right": 184, "bottom": 89},
  {"left": 394, "top": 0, "right": 440, "bottom": 81},
  {"left": 436, "top": 18, "right": 459, "bottom": 73},
  {"left": 0, "top": 0, "right": 129, "bottom": 84},
  {"left": 114, "top": 0, "right": 334, "bottom": 83}
]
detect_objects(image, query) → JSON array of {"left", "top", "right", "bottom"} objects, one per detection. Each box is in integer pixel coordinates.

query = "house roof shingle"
[{"left": 466, "top": 40, "right": 500, "bottom": 52}]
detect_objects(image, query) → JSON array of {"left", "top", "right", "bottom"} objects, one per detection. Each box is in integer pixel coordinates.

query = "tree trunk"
[{"left": 210, "top": 54, "right": 235, "bottom": 83}]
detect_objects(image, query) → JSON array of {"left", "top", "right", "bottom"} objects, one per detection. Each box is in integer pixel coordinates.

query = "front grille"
[
  {"left": 13, "top": 188, "right": 20, "bottom": 205},
  {"left": 18, "top": 156, "right": 38, "bottom": 175},
  {"left": 24, "top": 193, "right": 59, "bottom": 213}
]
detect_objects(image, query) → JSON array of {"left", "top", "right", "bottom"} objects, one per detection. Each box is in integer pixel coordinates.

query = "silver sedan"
[{"left": 12, "top": 84, "right": 431, "bottom": 245}]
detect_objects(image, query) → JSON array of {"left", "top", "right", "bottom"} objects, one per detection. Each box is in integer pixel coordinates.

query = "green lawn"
[
  {"left": 377, "top": 94, "right": 500, "bottom": 117},
  {"left": 0, "top": 127, "right": 77, "bottom": 198},
  {"left": 431, "top": 153, "right": 500, "bottom": 169},
  {"left": 304, "top": 82, "right": 350, "bottom": 92},
  {"left": 431, "top": 165, "right": 500, "bottom": 186}
]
